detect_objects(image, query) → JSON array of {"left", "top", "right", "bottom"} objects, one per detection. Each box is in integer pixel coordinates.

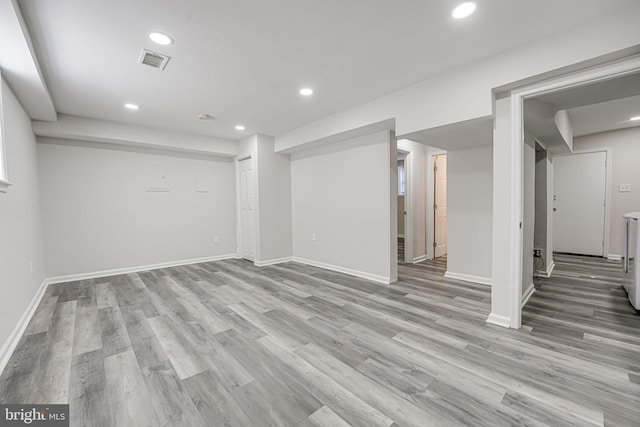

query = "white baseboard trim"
[
  {"left": 444, "top": 271, "right": 492, "bottom": 287},
  {"left": 292, "top": 257, "right": 390, "bottom": 285},
  {"left": 540, "top": 260, "right": 556, "bottom": 278},
  {"left": 254, "top": 257, "right": 293, "bottom": 267},
  {"left": 521, "top": 283, "right": 536, "bottom": 307},
  {"left": 0, "top": 278, "right": 49, "bottom": 377},
  {"left": 486, "top": 312, "right": 512, "bottom": 328},
  {"left": 46, "top": 253, "right": 237, "bottom": 285},
  {"left": 607, "top": 254, "right": 622, "bottom": 261},
  {"left": 412, "top": 255, "right": 427, "bottom": 264}
]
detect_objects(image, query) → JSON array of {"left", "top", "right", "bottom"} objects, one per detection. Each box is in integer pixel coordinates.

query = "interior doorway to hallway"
[
  {"left": 397, "top": 151, "right": 409, "bottom": 263},
  {"left": 395, "top": 139, "right": 446, "bottom": 266},
  {"left": 432, "top": 154, "right": 448, "bottom": 258}
]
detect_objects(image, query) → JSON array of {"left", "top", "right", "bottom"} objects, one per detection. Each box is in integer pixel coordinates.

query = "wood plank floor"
[{"left": 1, "top": 254, "right": 639, "bottom": 426}]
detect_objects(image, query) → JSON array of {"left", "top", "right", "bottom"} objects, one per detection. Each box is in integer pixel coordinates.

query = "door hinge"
[
  {"left": 434, "top": 203, "right": 438, "bottom": 210},
  {"left": 433, "top": 242, "right": 437, "bottom": 248}
]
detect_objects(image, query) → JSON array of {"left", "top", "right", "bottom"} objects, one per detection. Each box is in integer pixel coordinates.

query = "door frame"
[
  {"left": 553, "top": 148, "right": 612, "bottom": 258},
  {"left": 397, "top": 149, "right": 413, "bottom": 263},
  {"left": 426, "top": 149, "right": 447, "bottom": 260},
  {"left": 501, "top": 54, "right": 640, "bottom": 329},
  {"left": 235, "top": 154, "right": 260, "bottom": 262}
]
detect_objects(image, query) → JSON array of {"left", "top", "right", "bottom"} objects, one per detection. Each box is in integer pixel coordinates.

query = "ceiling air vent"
[{"left": 138, "top": 49, "right": 170, "bottom": 70}]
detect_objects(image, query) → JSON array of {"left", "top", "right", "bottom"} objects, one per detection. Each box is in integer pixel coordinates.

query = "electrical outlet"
[
  {"left": 533, "top": 249, "right": 542, "bottom": 258},
  {"left": 213, "top": 235, "right": 219, "bottom": 243},
  {"left": 311, "top": 233, "right": 317, "bottom": 241},
  {"left": 619, "top": 183, "right": 631, "bottom": 192}
]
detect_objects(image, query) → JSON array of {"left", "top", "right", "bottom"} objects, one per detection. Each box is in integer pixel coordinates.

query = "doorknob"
[{"left": 553, "top": 208, "right": 557, "bottom": 212}]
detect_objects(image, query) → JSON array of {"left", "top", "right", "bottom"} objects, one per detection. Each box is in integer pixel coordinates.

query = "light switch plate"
[{"left": 619, "top": 183, "right": 631, "bottom": 192}]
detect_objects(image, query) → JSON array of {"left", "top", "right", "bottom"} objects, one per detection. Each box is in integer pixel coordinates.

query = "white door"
[
  {"left": 553, "top": 151, "right": 607, "bottom": 256},
  {"left": 239, "top": 158, "right": 256, "bottom": 261},
  {"left": 434, "top": 155, "right": 447, "bottom": 258}
]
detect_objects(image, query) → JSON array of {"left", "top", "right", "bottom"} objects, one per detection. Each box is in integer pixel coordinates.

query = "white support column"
[
  {"left": 489, "top": 95, "right": 523, "bottom": 328},
  {"left": 389, "top": 133, "right": 399, "bottom": 283}
]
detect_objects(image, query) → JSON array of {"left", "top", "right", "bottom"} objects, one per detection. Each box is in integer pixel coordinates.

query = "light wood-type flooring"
[{"left": 1, "top": 254, "right": 639, "bottom": 426}]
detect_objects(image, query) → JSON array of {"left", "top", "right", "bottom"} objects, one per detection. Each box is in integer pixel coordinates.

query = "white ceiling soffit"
[
  {"left": 524, "top": 99, "right": 572, "bottom": 154},
  {"left": 0, "top": 0, "right": 55, "bottom": 121},
  {"left": 528, "top": 72, "right": 640, "bottom": 139},
  {"left": 535, "top": 72, "right": 640, "bottom": 109},
  {"left": 401, "top": 117, "right": 493, "bottom": 151},
  {"left": 18, "top": 0, "right": 635, "bottom": 141},
  {"left": 32, "top": 114, "right": 238, "bottom": 157},
  {"left": 569, "top": 94, "right": 640, "bottom": 137}
]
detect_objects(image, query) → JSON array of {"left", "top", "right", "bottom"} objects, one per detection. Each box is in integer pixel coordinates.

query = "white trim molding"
[
  {"left": 46, "top": 254, "right": 237, "bottom": 285},
  {"left": 412, "top": 255, "right": 427, "bottom": 264},
  {"left": 0, "top": 279, "right": 48, "bottom": 377},
  {"left": 521, "top": 283, "right": 536, "bottom": 307},
  {"left": 292, "top": 257, "right": 390, "bottom": 285},
  {"left": 541, "top": 260, "right": 556, "bottom": 278},
  {"left": 607, "top": 254, "right": 622, "bottom": 261},
  {"left": 254, "top": 257, "right": 293, "bottom": 267},
  {"left": 0, "top": 179, "right": 12, "bottom": 193},
  {"left": 486, "top": 312, "right": 512, "bottom": 328},
  {"left": 444, "top": 271, "right": 492, "bottom": 287}
]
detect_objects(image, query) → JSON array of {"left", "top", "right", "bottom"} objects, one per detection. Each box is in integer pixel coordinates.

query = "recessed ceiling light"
[
  {"left": 299, "top": 88, "right": 314, "bottom": 96},
  {"left": 235, "top": 125, "right": 246, "bottom": 131},
  {"left": 149, "top": 32, "right": 173, "bottom": 46},
  {"left": 630, "top": 116, "right": 640, "bottom": 121},
  {"left": 124, "top": 103, "right": 139, "bottom": 110},
  {"left": 452, "top": 2, "right": 476, "bottom": 19}
]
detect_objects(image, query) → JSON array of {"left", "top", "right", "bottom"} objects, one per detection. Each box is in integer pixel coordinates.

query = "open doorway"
[
  {"left": 395, "top": 140, "right": 431, "bottom": 266},
  {"left": 397, "top": 150, "right": 409, "bottom": 263},
  {"left": 432, "top": 154, "right": 448, "bottom": 258},
  {"left": 514, "top": 66, "right": 640, "bottom": 328},
  {"left": 426, "top": 150, "right": 447, "bottom": 261}
]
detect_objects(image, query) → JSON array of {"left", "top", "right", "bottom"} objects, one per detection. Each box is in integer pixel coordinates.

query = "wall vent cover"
[{"left": 138, "top": 49, "right": 170, "bottom": 70}]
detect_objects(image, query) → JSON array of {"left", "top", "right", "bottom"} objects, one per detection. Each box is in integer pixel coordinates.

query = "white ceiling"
[{"left": 18, "top": 0, "right": 635, "bottom": 140}]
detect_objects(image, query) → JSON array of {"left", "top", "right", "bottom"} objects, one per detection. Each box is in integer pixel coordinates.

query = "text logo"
[{"left": 0, "top": 405, "right": 68, "bottom": 426}]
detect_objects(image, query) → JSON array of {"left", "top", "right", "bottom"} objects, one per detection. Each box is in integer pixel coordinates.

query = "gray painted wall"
[
  {"left": 38, "top": 141, "right": 237, "bottom": 277},
  {"left": 573, "top": 127, "right": 640, "bottom": 256},
  {"left": 256, "top": 135, "right": 293, "bottom": 262},
  {"left": 0, "top": 77, "right": 46, "bottom": 351},
  {"left": 446, "top": 144, "right": 493, "bottom": 280},
  {"left": 291, "top": 131, "right": 395, "bottom": 282}
]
